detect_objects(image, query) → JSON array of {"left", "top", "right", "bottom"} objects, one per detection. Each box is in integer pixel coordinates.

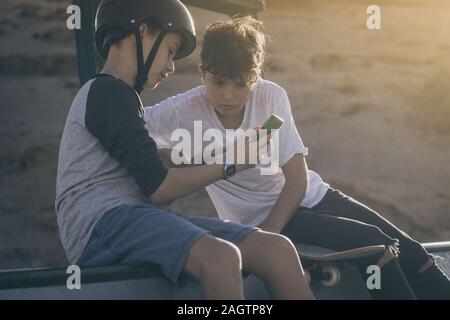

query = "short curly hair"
[{"left": 200, "top": 16, "right": 266, "bottom": 85}]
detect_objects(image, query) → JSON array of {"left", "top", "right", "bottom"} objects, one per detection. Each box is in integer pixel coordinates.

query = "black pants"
[{"left": 281, "top": 187, "right": 431, "bottom": 297}]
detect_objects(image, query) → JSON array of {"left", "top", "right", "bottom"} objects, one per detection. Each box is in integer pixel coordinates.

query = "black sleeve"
[{"left": 85, "top": 76, "right": 168, "bottom": 197}]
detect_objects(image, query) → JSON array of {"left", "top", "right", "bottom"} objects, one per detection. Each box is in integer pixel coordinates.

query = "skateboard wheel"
[{"left": 321, "top": 267, "right": 341, "bottom": 286}]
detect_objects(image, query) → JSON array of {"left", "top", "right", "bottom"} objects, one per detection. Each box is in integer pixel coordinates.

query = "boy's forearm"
[
  {"left": 260, "top": 154, "right": 309, "bottom": 233},
  {"left": 260, "top": 180, "right": 306, "bottom": 233},
  {"left": 151, "top": 165, "right": 222, "bottom": 203},
  {"left": 157, "top": 148, "right": 201, "bottom": 169},
  {"left": 150, "top": 164, "right": 250, "bottom": 204}
]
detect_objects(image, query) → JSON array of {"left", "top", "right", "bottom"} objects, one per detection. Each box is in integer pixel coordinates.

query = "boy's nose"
[{"left": 223, "top": 84, "right": 234, "bottom": 101}]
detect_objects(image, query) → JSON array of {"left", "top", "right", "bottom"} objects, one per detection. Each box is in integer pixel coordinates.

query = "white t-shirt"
[{"left": 144, "top": 80, "right": 329, "bottom": 227}]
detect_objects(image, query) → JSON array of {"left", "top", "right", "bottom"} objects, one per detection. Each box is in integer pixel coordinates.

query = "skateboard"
[{"left": 296, "top": 244, "right": 386, "bottom": 287}]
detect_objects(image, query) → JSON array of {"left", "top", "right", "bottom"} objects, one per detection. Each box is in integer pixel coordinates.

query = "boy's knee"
[
  {"left": 362, "top": 225, "right": 390, "bottom": 245},
  {"left": 262, "top": 232, "right": 297, "bottom": 258},
  {"left": 213, "top": 240, "right": 242, "bottom": 267},
  {"left": 188, "top": 236, "right": 242, "bottom": 280}
]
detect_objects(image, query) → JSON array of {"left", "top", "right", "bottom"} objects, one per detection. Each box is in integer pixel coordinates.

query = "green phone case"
[
  {"left": 249, "top": 114, "right": 284, "bottom": 143},
  {"left": 262, "top": 114, "right": 284, "bottom": 131}
]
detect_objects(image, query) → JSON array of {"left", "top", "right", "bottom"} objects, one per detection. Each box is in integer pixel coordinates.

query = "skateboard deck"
[{"left": 298, "top": 244, "right": 386, "bottom": 261}]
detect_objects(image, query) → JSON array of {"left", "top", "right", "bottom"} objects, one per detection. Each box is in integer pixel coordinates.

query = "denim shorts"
[{"left": 76, "top": 203, "right": 258, "bottom": 285}]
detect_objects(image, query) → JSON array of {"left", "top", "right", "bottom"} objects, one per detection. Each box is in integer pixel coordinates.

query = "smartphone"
[
  {"left": 250, "top": 114, "right": 284, "bottom": 143},
  {"left": 261, "top": 114, "right": 284, "bottom": 131}
]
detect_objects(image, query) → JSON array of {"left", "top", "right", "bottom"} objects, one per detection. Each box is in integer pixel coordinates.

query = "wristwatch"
[{"left": 223, "top": 160, "right": 236, "bottom": 180}]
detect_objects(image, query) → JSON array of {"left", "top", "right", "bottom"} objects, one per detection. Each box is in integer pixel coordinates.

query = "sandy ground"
[{"left": 0, "top": 0, "right": 449, "bottom": 269}]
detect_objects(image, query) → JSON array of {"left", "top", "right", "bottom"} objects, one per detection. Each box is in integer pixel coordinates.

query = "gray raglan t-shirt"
[{"left": 55, "top": 74, "right": 168, "bottom": 263}]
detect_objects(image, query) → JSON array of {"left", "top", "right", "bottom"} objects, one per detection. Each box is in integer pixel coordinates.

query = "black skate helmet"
[{"left": 95, "top": 0, "right": 196, "bottom": 93}]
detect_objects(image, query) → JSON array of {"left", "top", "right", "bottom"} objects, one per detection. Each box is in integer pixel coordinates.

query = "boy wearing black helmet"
[{"left": 55, "top": 0, "right": 314, "bottom": 299}]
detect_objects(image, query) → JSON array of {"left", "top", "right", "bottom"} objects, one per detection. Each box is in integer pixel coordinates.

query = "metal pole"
[{"left": 73, "top": 0, "right": 104, "bottom": 86}]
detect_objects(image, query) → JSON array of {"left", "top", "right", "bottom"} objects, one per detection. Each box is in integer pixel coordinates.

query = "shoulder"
[
  {"left": 90, "top": 75, "right": 133, "bottom": 92},
  {"left": 88, "top": 75, "right": 140, "bottom": 106},
  {"left": 85, "top": 75, "right": 144, "bottom": 132},
  {"left": 249, "top": 80, "right": 294, "bottom": 116},
  {"left": 252, "top": 79, "right": 287, "bottom": 100}
]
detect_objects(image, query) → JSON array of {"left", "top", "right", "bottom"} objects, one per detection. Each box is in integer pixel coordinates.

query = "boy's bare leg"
[
  {"left": 184, "top": 234, "right": 245, "bottom": 299},
  {"left": 238, "top": 230, "right": 315, "bottom": 300}
]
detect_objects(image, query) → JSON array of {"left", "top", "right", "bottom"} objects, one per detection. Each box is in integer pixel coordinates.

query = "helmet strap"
[{"left": 133, "top": 28, "right": 168, "bottom": 94}]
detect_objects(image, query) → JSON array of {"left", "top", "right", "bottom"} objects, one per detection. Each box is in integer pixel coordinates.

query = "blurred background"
[{"left": 0, "top": 0, "right": 449, "bottom": 269}]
